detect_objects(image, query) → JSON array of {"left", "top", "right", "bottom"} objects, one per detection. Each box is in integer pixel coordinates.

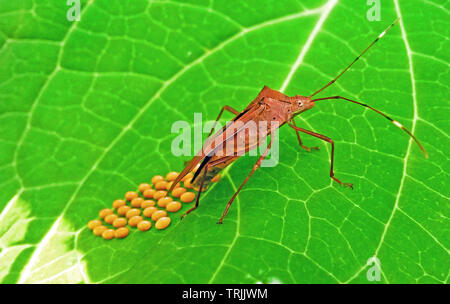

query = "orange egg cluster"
[{"left": 88, "top": 169, "right": 219, "bottom": 240}]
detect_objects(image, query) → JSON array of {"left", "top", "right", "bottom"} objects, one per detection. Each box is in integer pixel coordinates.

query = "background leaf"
[{"left": 0, "top": 0, "right": 448, "bottom": 283}]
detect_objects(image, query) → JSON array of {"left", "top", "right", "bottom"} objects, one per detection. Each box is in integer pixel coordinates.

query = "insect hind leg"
[
  {"left": 180, "top": 164, "right": 209, "bottom": 220},
  {"left": 180, "top": 157, "right": 234, "bottom": 220},
  {"left": 217, "top": 139, "right": 273, "bottom": 224}
]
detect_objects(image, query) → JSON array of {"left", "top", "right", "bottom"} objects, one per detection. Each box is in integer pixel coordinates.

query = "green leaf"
[{"left": 0, "top": 0, "right": 448, "bottom": 284}]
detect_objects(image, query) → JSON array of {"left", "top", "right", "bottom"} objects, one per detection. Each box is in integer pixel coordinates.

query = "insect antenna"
[
  {"left": 311, "top": 95, "right": 429, "bottom": 158},
  {"left": 309, "top": 19, "right": 399, "bottom": 98}
]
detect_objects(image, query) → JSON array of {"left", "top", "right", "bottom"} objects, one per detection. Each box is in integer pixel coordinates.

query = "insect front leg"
[
  {"left": 207, "top": 105, "right": 240, "bottom": 137},
  {"left": 288, "top": 123, "right": 353, "bottom": 189},
  {"left": 290, "top": 119, "right": 320, "bottom": 152}
]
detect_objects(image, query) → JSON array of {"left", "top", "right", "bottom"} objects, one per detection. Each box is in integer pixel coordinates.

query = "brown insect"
[{"left": 169, "top": 19, "right": 428, "bottom": 224}]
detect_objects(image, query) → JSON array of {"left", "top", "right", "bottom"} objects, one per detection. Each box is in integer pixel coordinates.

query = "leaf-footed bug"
[{"left": 170, "top": 19, "right": 428, "bottom": 224}]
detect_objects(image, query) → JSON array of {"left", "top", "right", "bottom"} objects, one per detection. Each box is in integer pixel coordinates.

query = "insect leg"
[
  {"left": 290, "top": 119, "right": 320, "bottom": 152},
  {"left": 207, "top": 105, "right": 240, "bottom": 137},
  {"left": 180, "top": 164, "right": 208, "bottom": 220},
  {"left": 180, "top": 156, "right": 236, "bottom": 220},
  {"left": 288, "top": 123, "right": 353, "bottom": 189},
  {"left": 217, "top": 139, "right": 273, "bottom": 224}
]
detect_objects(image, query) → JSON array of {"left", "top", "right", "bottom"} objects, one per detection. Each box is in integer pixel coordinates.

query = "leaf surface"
[{"left": 0, "top": 0, "right": 448, "bottom": 283}]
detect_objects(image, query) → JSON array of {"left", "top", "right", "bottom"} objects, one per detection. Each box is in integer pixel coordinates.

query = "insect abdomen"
[{"left": 192, "top": 166, "right": 222, "bottom": 191}]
